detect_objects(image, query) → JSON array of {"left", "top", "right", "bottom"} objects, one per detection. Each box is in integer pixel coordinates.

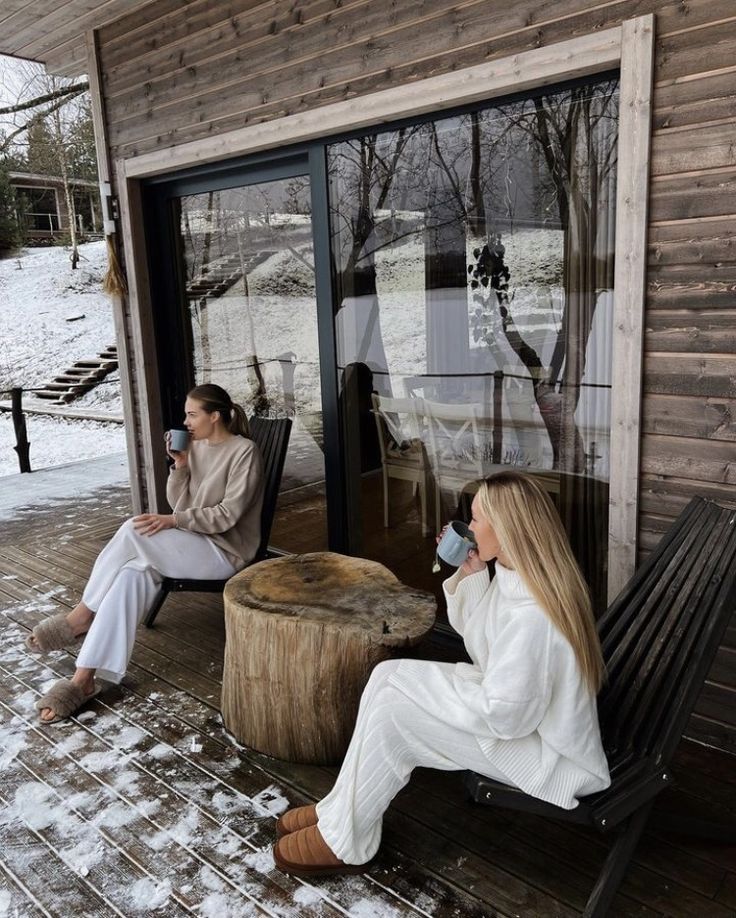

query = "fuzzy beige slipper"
[
  {"left": 35, "top": 679, "right": 99, "bottom": 725},
  {"left": 273, "top": 825, "right": 369, "bottom": 877},
  {"left": 25, "top": 613, "right": 79, "bottom": 653},
  {"left": 276, "top": 804, "right": 318, "bottom": 838}
]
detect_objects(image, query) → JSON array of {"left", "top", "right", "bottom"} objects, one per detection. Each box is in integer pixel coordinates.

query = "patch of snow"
[
  {"left": 60, "top": 837, "right": 106, "bottom": 878},
  {"left": 147, "top": 741, "right": 174, "bottom": 760},
  {"left": 293, "top": 884, "right": 326, "bottom": 907},
  {"left": 251, "top": 784, "right": 290, "bottom": 817},
  {"left": 0, "top": 722, "right": 26, "bottom": 769},
  {"left": 240, "top": 846, "right": 274, "bottom": 874},
  {"left": 110, "top": 723, "right": 146, "bottom": 750},
  {"left": 0, "top": 241, "right": 124, "bottom": 477},
  {"left": 0, "top": 413, "right": 126, "bottom": 478},
  {"left": 52, "top": 730, "right": 87, "bottom": 758},
  {"left": 168, "top": 806, "right": 203, "bottom": 845},
  {"left": 0, "top": 890, "right": 11, "bottom": 915},
  {"left": 348, "top": 899, "right": 403, "bottom": 918},
  {"left": 78, "top": 749, "right": 123, "bottom": 773},
  {"left": 126, "top": 877, "right": 172, "bottom": 913},
  {"left": 92, "top": 799, "right": 138, "bottom": 830},
  {"left": 3, "top": 782, "right": 57, "bottom": 831},
  {"left": 197, "top": 891, "right": 255, "bottom": 918},
  {"left": 0, "top": 452, "right": 128, "bottom": 521},
  {"left": 210, "top": 790, "right": 256, "bottom": 818},
  {"left": 0, "top": 243, "right": 115, "bottom": 392}
]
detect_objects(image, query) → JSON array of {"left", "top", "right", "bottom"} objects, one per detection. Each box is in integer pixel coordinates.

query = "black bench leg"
[
  {"left": 583, "top": 803, "right": 653, "bottom": 918},
  {"left": 145, "top": 587, "right": 169, "bottom": 628}
]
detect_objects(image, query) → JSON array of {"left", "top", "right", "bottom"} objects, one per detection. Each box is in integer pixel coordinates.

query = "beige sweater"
[{"left": 166, "top": 435, "right": 264, "bottom": 569}]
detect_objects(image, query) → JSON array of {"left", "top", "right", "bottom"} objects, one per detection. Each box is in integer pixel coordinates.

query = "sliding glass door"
[
  {"left": 327, "top": 77, "right": 619, "bottom": 609},
  {"left": 147, "top": 163, "right": 329, "bottom": 553},
  {"left": 144, "top": 73, "right": 620, "bottom": 613}
]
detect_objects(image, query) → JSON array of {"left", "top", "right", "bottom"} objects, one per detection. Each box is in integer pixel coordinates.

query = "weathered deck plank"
[{"left": 1, "top": 483, "right": 734, "bottom": 917}]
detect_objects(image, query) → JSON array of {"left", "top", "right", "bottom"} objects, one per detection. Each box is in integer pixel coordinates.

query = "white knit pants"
[
  {"left": 76, "top": 519, "right": 236, "bottom": 683},
  {"left": 316, "top": 659, "right": 514, "bottom": 865}
]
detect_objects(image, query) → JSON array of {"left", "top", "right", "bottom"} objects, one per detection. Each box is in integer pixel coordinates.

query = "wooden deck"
[{"left": 0, "top": 480, "right": 734, "bottom": 917}]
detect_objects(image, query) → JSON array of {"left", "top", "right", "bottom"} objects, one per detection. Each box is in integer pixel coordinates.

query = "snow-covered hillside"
[{"left": 0, "top": 242, "right": 125, "bottom": 477}]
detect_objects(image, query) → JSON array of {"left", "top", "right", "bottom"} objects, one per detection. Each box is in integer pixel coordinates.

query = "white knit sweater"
[{"left": 388, "top": 563, "right": 611, "bottom": 809}]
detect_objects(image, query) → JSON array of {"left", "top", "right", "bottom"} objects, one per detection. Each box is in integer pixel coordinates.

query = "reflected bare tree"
[{"left": 469, "top": 81, "right": 619, "bottom": 471}]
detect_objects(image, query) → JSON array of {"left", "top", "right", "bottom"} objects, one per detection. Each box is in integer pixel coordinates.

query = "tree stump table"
[{"left": 221, "top": 552, "right": 436, "bottom": 764}]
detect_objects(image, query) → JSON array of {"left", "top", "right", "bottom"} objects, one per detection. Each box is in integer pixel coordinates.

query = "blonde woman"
[
  {"left": 28, "top": 384, "right": 264, "bottom": 723},
  {"left": 273, "top": 471, "right": 610, "bottom": 876}
]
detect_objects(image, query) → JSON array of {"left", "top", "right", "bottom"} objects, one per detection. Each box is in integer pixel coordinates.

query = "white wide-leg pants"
[
  {"left": 76, "top": 519, "right": 236, "bottom": 683},
  {"left": 315, "top": 659, "right": 515, "bottom": 865}
]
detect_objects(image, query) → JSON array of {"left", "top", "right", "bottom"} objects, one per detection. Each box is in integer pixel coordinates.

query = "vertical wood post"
[
  {"left": 492, "top": 371, "right": 503, "bottom": 465},
  {"left": 11, "top": 387, "right": 31, "bottom": 473}
]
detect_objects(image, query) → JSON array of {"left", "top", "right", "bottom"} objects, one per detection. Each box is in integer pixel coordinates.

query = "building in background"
[{"left": 9, "top": 170, "right": 100, "bottom": 243}]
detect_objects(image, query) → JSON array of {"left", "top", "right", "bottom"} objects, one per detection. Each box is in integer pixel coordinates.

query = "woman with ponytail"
[
  {"left": 273, "top": 470, "right": 610, "bottom": 877},
  {"left": 28, "top": 383, "right": 264, "bottom": 723}
]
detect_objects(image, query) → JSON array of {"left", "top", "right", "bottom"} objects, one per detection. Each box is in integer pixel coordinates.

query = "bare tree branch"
[
  {"left": 0, "top": 88, "right": 88, "bottom": 155},
  {"left": 0, "top": 82, "right": 88, "bottom": 116}
]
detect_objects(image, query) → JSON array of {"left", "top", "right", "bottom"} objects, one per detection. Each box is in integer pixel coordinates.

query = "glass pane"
[
  {"left": 328, "top": 77, "right": 619, "bottom": 613},
  {"left": 176, "top": 176, "right": 328, "bottom": 552}
]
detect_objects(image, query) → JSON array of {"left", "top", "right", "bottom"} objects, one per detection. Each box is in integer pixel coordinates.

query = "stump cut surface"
[{"left": 222, "top": 552, "right": 436, "bottom": 763}]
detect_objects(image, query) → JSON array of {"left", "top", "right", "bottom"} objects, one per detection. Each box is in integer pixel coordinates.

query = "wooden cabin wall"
[{"left": 94, "top": 0, "right": 736, "bottom": 752}]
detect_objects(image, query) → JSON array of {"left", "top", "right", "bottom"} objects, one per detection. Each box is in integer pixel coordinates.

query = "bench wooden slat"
[{"left": 465, "top": 496, "right": 736, "bottom": 918}]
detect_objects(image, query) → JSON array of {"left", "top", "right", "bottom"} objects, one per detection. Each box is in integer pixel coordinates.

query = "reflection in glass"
[
  {"left": 328, "top": 78, "right": 619, "bottom": 611},
  {"left": 176, "top": 176, "right": 327, "bottom": 551}
]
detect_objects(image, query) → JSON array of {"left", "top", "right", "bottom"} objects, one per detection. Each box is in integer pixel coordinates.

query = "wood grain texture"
[
  {"left": 222, "top": 552, "right": 435, "bottom": 764},
  {"left": 607, "top": 13, "right": 654, "bottom": 601},
  {"left": 74, "top": 0, "right": 736, "bottom": 747}
]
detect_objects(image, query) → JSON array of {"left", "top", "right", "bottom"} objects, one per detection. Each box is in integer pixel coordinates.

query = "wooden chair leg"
[
  {"left": 583, "top": 803, "right": 653, "bottom": 918},
  {"left": 419, "top": 480, "right": 429, "bottom": 537},
  {"left": 145, "top": 586, "right": 169, "bottom": 628},
  {"left": 383, "top": 469, "right": 390, "bottom": 528}
]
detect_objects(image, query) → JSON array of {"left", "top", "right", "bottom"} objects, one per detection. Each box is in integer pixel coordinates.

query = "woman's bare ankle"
[
  {"left": 71, "top": 669, "right": 96, "bottom": 695},
  {"left": 67, "top": 604, "right": 94, "bottom": 637}
]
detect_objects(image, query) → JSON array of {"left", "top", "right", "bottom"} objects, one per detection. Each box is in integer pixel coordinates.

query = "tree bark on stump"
[{"left": 222, "top": 552, "right": 436, "bottom": 764}]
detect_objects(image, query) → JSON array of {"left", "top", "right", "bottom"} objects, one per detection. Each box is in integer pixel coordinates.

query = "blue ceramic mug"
[
  {"left": 168, "top": 428, "right": 190, "bottom": 452},
  {"left": 437, "top": 520, "right": 476, "bottom": 567}
]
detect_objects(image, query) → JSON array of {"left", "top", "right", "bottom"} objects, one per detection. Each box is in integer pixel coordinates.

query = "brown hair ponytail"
[{"left": 187, "top": 384, "right": 251, "bottom": 438}]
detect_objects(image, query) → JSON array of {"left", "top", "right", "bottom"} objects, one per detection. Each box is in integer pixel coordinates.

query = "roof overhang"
[{"left": 0, "top": 0, "right": 159, "bottom": 76}]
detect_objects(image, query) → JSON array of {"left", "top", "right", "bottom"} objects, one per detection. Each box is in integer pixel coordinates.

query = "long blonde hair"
[{"left": 476, "top": 471, "right": 605, "bottom": 694}]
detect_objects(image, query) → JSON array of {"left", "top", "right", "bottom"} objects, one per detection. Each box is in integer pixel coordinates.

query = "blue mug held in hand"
[
  {"left": 437, "top": 520, "right": 476, "bottom": 567},
  {"left": 168, "top": 428, "right": 190, "bottom": 452}
]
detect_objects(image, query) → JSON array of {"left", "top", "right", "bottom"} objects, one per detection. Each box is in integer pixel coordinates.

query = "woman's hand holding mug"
[
  {"left": 435, "top": 521, "right": 484, "bottom": 575},
  {"left": 165, "top": 429, "right": 189, "bottom": 468}
]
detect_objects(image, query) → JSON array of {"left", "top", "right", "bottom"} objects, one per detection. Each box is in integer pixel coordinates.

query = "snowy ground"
[
  {"left": 0, "top": 229, "right": 611, "bottom": 480},
  {"left": 0, "top": 242, "right": 126, "bottom": 477}
]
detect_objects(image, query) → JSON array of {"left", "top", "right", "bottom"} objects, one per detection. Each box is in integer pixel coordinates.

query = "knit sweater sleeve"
[
  {"left": 166, "top": 466, "right": 190, "bottom": 508},
  {"left": 174, "top": 444, "right": 262, "bottom": 535},
  {"left": 443, "top": 567, "right": 492, "bottom": 637},
  {"left": 453, "top": 610, "right": 552, "bottom": 740}
]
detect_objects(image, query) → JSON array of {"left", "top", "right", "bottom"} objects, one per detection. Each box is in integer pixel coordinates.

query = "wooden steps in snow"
[
  {"left": 34, "top": 344, "right": 119, "bottom": 404},
  {"left": 185, "top": 250, "right": 274, "bottom": 301}
]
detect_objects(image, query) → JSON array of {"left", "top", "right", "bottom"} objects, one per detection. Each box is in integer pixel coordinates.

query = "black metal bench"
[
  {"left": 465, "top": 496, "right": 736, "bottom": 917},
  {"left": 144, "top": 415, "right": 292, "bottom": 628}
]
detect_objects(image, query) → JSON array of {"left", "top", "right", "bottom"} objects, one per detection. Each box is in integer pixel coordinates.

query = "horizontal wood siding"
[{"left": 96, "top": 0, "right": 736, "bottom": 752}]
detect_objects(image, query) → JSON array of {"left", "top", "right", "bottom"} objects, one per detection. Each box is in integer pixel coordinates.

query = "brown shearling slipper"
[
  {"left": 35, "top": 679, "right": 100, "bottom": 725},
  {"left": 273, "top": 825, "right": 369, "bottom": 877},
  {"left": 25, "top": 613, "right": 79, "bottom": 653},
  {"left": 275, "top": 804, "right": 318, "bottom": 838}
]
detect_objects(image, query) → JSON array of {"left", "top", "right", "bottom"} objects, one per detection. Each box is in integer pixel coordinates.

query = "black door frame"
[{"left": 142, "top": 146, "right": 350, "bottom": 552}]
